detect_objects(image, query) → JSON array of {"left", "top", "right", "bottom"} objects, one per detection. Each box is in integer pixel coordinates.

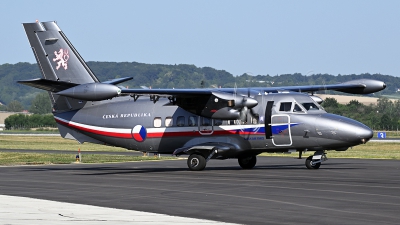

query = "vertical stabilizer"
[
  {"left": 23, "top": 21, "right": 99, "bottom": 84},
  {"left": 23, "top": 21, "right": 99, "bottom": 112}
]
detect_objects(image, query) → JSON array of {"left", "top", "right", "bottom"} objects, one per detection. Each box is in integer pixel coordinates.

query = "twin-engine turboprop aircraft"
[{"left": 19, "top": 21, "right": 386, "bottom": 171}]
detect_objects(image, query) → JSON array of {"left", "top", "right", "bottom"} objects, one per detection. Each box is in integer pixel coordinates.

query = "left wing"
[
  {"left": 119, "top": 78, "right": 386, "bottom": 119},
  {"left": 120, "top": 78, "right": 386, "bottom": 96}
]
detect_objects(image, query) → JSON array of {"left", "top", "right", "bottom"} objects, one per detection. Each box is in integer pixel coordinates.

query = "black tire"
[
  {"left": 305, "top": 156, "right": 321, "bottom": 169},
  {"left": 187, "top": 154, "right": 206, "bottom": 171},
  {"left": 238, "top": 155, "right": 257, "bottom": 169}
]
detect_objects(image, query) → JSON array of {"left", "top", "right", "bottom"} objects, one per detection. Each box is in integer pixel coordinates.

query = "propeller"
[{"left": 236, "top": 89, "right": 259, "bottom": 124}]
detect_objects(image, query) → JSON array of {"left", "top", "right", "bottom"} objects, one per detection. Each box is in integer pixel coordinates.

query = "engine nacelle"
[
  {"left": 175, "top": 91, "right": 258, "bottom": 119},
  {"left": 56, "top": 83, "right": 121, "bottom": 101}
]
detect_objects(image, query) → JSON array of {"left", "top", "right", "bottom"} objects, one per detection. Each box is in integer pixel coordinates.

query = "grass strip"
[
  {"left": 1, "top": 136, "right": 399, "bottom": 163},
  {"left": 0, "top": 152, "right": 177, "bottom": 166},
  {"left": 261, "top": 142, "right": 400, "bottom": 160},
  {"left": 0, "top": 136, "right": 126, "bottom": 151}
]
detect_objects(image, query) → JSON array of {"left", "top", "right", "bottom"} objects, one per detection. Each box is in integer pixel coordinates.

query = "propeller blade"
[{"left": 240, "top": 106, "right": 248, "bottom": 122}]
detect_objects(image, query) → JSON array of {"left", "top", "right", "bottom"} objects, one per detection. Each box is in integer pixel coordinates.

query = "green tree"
[
  {"left": 29, "top": 92, "right": 52, "bottom": 114},
  {"left": 347, "top": 99, "right": 362, "bottom": 107},
  {"left": 380, "top": 113, "right": 392, "bottom": 130},
  {"left": 322, "top": 97, "right": 339, "bottom": 108},
  {"left": 7, "top": 100, "right": 24, "bottom": 112},
  {"left": 377, "top": 97, "right": 392, "bottom": 113}
]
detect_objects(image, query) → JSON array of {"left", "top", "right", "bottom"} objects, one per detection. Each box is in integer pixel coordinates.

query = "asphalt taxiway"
[{"left": 0, "top": 157, "right": 399, "bottom": 225}]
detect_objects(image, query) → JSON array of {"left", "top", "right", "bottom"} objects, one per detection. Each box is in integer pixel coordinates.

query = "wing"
[
  {"left": 120, "top": 78, "right": 386, "bottom": 96},
  {"left": 119, "top": 78, "right": 385, "bottom": 120}
]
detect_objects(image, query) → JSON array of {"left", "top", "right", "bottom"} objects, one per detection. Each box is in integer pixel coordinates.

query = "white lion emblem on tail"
[{"left": 53, "top": 48, "right": 70, "bottom": 70}]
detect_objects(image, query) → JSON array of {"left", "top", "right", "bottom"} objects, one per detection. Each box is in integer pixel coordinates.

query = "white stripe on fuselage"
[{"left": 55, "top": 116, "right": 265, "bottom": 134}]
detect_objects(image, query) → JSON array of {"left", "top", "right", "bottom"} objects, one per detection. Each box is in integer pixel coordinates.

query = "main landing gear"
[
  {"left": 187, "top": 154, "right": 206, "bottom": 171},
  {"left": 187, "top": 149, "right": 217, "bottom": 171},
  {"left": 238, "top": 155, "right": 257, "bottom": 169},
  {"left": 305, "top": 151, "right": 327, "bottom": 169},
  {"left": 186, "top": 152, "right": 258, "bottom": 171}
]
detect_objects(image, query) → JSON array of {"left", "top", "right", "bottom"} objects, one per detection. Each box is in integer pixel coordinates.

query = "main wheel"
[
  {"left": 305, "top": 156, "right": 321, "bottom": 169},
  {"left": 238, "top": 155, "right": 257, "bottom": 169},
  {"left": 187, "top": 154, "right": 206, "bottom": 171}
]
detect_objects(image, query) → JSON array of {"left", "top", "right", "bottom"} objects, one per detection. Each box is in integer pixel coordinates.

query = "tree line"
[
  {"left": 322, "top": 97, "right": 400, "bottom": 131},
  {"left": 4, "top": 114, "right": 56, "bottom": 130}
]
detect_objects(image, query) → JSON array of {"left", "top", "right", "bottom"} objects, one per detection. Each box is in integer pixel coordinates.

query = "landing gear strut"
[
  {"left": 305, "top": 151, "right": 327, "bottom": 169},
  {"left": 238, "top": 155, "right": 257, "bottom": 169}
]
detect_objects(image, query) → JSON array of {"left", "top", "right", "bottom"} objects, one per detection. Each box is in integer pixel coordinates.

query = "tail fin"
[
  {"left": 23, "top": 21, "right": 99, "bottom": 112},
  {"left": 23, "top": 21, "right": 99, "bottom": 84}
]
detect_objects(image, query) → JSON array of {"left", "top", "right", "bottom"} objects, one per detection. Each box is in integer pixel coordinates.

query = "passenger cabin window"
[
  {"left": 214, "top": 119, "right": 222, "bottom": 126},
  {"left": 154, "top": 117, "right": 162, "bottom": 128},
  {"left": 279, "top": 102, "right": 292, "bottom": 112},
  {"left": 302, "top": 102, "right": 320, "bottom": 111},
  {"left": 177, "top": 116, "right": 185, "bottom": 127},
  {"left": 188, "top": 116, "right": 197, "bottom": 126},
  {"left": 165, "top": 117, "right": 173, "bottom": 127},
  {"left": 201, "top": 117, "right": 211, "bottom": 126},
  {"left": 293, "top": 103, "right": 305, "bottom": 113}
]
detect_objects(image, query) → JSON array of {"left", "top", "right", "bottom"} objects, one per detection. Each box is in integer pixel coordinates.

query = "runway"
[{"left": 0, "top": 157, "right": 399, "bottom": 225}]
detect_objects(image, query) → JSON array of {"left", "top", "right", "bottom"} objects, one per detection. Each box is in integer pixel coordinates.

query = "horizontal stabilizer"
[
  {"left": 18, "top": 78, "right": 78, "bottom": 92},
  {"left": 102, "top": 77, "right": 133, "bottom": 85}
]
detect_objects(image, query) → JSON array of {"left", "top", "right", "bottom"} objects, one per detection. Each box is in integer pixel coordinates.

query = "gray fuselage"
[{"left": 55, "top": 92, "right": 373, "bottom": 158}]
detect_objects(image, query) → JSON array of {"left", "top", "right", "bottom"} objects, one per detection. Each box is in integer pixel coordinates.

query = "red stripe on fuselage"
[
  {"left": 55, "top": 118, "right": 133, "bottom": 138},
  {"left": 56, "top": 118, "right": 264, "bottom": 139}
]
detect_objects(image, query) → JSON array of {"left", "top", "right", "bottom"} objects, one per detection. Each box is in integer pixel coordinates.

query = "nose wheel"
[
  {"left": 305, "top": 156, "right": 321, "bottom": 169},
  {"left": 305, "top": 151, "right": 327, "bottom": 169}
]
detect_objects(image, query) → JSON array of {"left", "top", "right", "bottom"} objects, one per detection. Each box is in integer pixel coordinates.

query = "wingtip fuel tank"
[{"left": 341, "top": 79, "right": 386, "bottom": 94}]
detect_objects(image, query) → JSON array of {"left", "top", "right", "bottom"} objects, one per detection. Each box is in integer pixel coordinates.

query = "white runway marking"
[{"left": 0, "top": 195, "right": 238, "bottom": 225}]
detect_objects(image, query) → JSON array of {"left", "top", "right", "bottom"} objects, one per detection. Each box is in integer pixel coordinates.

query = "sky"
[{"left": 1, "top": 0, "right": 400, "bottom": 76}]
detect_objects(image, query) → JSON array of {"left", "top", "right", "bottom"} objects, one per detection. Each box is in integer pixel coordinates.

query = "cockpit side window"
[
  {"left": 302, "top": 102, "right": 320, "bottom": 111},
  {"left": 293, "top": 103, "right": 305, "bottom": 113},
  {"left": 279, "top": 102, "right": 292, "bottom": 112}
]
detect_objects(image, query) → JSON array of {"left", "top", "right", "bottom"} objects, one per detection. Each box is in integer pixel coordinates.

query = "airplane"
[{"left": 18, "top": 21, "right": 386, "bottom": 171}]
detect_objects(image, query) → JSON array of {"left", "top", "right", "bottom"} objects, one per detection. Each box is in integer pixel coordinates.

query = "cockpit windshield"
[
  {"left": 293, "top": 103, "right": 305, "bottom": 113},
  {"left": 302, "top": 102, "right": 320, "bottom": 111}
]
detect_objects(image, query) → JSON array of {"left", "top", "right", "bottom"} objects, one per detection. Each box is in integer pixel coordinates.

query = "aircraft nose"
[
  {"left": 316, "top": 114, "right": 373, "bottom": 144},
  {"left": 354, "top": 124, "right": 373, "bottom": 143}
]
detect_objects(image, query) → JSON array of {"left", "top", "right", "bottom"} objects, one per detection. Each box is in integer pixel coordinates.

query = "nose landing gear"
[{"left": 305, "top": 151, "right": 327, "bottom": 169}]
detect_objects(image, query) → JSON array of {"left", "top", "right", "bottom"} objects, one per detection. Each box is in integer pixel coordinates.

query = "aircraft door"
[
  {"left": 265, "top": 101, "right": 274, "bottom": 139},
  {"left": 198, "top": 117, "right": 214, "bottom": 135},
  {"left": 271, "top": 114, "right": 293, "bottom": 146}
]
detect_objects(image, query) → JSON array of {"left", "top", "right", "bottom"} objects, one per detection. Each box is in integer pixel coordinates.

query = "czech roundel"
[{"left": 132, "top": 125, "right": 147, "bottom": 142}]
